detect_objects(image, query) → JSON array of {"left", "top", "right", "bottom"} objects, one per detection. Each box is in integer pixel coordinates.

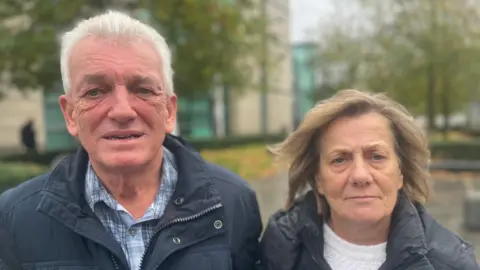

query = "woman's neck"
[{"left": 327, "top": 216, "right": 390, "bottom": 245}]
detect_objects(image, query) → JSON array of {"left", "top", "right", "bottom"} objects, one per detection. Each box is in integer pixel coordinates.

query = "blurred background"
[{"left": 2, "top": 0, "right": 480, "bottom": 260}]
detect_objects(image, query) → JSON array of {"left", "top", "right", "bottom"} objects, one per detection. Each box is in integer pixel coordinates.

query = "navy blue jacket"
[
  {"left": 0, "top": 135, "right": 262, "bottom": 270},
  {"left": 261, "top": 191, "right": 479, "bottom": 270}
]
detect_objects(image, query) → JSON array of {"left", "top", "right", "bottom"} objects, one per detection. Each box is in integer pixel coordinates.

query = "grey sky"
[{"left": 290, "top": 0, "right": 334, "bottom": 43}]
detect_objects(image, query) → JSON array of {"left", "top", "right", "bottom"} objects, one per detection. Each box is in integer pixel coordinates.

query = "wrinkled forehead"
[
  {"left": 318, "top": 112, "right": 397, "bottom": 151},
  {"left": 79, "top": 73, "right": 158, "bottom": 86},
  {"left": 68, "top": 37, "right": 163, "bottom": 92}
]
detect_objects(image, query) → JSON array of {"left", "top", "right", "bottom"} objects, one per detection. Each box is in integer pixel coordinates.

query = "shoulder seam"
[
  {"left": 0, "top": 189, "right": 43, "bottom": 220},
  {"left": 210, "top": 175, "right": 254, "bottom": 193}
]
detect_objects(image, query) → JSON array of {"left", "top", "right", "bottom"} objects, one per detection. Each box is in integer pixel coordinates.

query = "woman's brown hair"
[{"left": 269, "top": 89, "right": 431, "bottom": 213}]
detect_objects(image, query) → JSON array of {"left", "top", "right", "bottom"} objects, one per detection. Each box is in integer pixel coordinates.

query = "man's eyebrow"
[
  {"left": 73, "top": 74, "right": 109, "bottom": 94},
  {"left": 79, "top": 74, "right": 109, "bottom": 87},
  {"left": 128, "top": 75, "right": 155, "bottom": 85},
  {"left": 127, "top": 75, "right": 164, "bottom": 91}
]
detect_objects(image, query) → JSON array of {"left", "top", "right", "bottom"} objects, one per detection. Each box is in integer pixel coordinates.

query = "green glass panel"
[{"left": 43, "top": 84, "right": 78, "bottom": 151}]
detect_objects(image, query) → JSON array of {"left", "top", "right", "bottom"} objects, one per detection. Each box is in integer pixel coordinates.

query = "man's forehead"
[
  {"left": 81, "top": 73, "right": 156, "bottom": 84},
  {"left": 69, "top": 37, "right": 162, "bottom": 71}
]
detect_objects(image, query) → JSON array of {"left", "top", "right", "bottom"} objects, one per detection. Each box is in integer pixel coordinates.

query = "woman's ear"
[
  {"left": 398, "top": 172, "right": 404, "bottom": 190},
  {"left": 315, "top": 174, "right": 324, "bottom": 195}
]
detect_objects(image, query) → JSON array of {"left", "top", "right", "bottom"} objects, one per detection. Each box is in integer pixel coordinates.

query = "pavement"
[{"left": 249, "top": 172, "right": 480, "bottom": 259}]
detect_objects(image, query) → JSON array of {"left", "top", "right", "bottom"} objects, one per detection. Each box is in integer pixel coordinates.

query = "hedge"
[
  {"left": 0, "top": 133, "right": 286, "bottom": 193},
  {"left": 429, "top": 140, "right": 480, "bottom": 160},
  {"left": 0, "top": 133, "right": 287, "bottom": 166},
  {"left": 0, "top": 162, "right": 49, "bottom": 193},
  {"left": 4, "top": 138, "right": 480, "bottom": 194},
  {"left": 187, "top": 133, "right": 286, "bottom": 150},
  {"left": 3, "top": 136, "right": 480, "bottom": 166}
]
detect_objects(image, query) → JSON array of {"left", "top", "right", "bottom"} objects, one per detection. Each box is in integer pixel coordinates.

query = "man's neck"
[{"left": 90, "top": 154, "right": 163, "bottom": 219}]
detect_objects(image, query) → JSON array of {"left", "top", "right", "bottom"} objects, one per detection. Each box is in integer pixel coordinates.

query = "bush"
[
  {"left": 0, "top": 141, "right": 283, "bottom": 194},
  {"left": 0, "top": 162, "right": 49, "bottom": 193},
  {"left": 430, "top": 140, "right": 480, "bottom": 160},
  {"left": 201, "top": 144, "right": 280, "bottom": 180},
  {"left": 5, "top": 139, "right": 480, "bottom": 193},
  {"left": 0, "top": 150, "right": 72, "bottom": 166},
  {"left": 0, "top": 133, "right": 287, "bottom": 165},
  {"left": 187, "top": 133, "right": 286, "bottom": 150}
]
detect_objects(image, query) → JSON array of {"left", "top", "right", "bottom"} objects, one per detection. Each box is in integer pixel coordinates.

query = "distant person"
[
  {"left": 20, "top": 119, "right": 36, "bottom": 153},
  {"left": 0, "top": 10, "right": 261, "bottom": 270},
  {"left": 260, "top": 89, "right": 479, "bottom": 269}
]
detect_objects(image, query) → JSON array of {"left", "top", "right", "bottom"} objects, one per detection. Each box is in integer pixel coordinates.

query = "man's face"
[{"left": 59, "top": 36, "right": 177, "bottom": 170}]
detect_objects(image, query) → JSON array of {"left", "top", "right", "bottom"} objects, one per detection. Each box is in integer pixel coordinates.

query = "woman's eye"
[
  {"left": 372, "top": 153, "right": 385, "bottom": 161},
  {"left": 332, "top": 157, "right": 346, "bottom": 165}
]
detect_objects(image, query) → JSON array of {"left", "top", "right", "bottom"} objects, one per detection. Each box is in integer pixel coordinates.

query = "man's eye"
[
  {"left": 86, "top": 89, "right": 101, "bottom": 97},
  {"left": 372, "top": 153, "right": 385, "bottom": 161},
  {"left": 136, "top": 87, "right": 152, "bottom": 95}
]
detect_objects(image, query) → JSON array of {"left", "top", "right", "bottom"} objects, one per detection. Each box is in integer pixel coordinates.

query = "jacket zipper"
[
  {"left": 135, "top": 202, "right": 223, "bottom": 270},
  {"left": 111, "top": 255, "right": 120, "bottom": 270},
  {"left": 311, "top": 253, "right": 331, "bottom": 270}
]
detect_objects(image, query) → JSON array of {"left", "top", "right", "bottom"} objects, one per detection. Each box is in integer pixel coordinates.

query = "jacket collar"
[
  {"left": 39, "top": 134, "right": 214, "bottom": 212},
  {"left": 383, "top": 191, "right": 429, "bottom": 268},
  {"left": 294, "top": 190, "right": 429, "bottom": 268},
  {"left": 34, "top": 134, "right": 221, "bottom": 269}
]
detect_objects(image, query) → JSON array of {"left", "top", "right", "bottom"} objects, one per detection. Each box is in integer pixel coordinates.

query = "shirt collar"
[{"left": 84, "top": 146, "right": 177, "bottom": 212}]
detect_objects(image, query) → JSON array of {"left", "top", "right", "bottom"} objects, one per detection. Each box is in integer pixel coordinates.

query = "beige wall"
[
  {"left": 266, "top": 0, "right": 292, "bottom": 134},
  {"left": 0, "top": 89, "right": 45, "bottom": 153},
  {"left": 0, "top": 1, "right": 292, "bottom": 143},
  {"left": 229, "top": 91, "right": 263, "bottom": 135},
  {"left": 229, "top": 0, "right": 293, "bottom": 135}
]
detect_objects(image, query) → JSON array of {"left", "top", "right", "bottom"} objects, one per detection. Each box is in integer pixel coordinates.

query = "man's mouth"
[
  {"left": 105, "top": 134, "right": 143, "bottom": 140},
  {"left": 103, "top": 131, "right": 145, "bottom": 140}
]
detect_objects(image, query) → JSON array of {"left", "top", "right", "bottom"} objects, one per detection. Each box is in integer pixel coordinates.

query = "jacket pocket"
[
  {"left": 21, "top": 261, "right": 99, "bottom": 270},
  {"left": 168, "top": 247, "right": 232, "bottom": 270}
]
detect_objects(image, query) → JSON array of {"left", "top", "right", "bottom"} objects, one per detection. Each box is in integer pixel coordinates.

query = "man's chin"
[{"left": 100, "top": 153, "right": 149, "bottom": 170}]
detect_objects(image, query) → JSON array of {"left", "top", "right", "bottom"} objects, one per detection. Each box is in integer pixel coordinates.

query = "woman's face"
[{"left": 317, "top": 112, "right": 403, "bottom": 227}]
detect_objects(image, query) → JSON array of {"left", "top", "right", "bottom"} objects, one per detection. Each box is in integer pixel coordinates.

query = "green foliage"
[
  {"left": 0, "top": 133, "right": 287, "bottom": 165},
  {"left": 0, "top": 150, "right": 72, "bottom": 165},
  {"left": 430, "top": 140, "right": 480, "bottom": 160},
  {"left": 187, "top": 132, "right": 286, "bottom": 151},
  {"left": 314, "top": 0, "right": 480, "bottom": 125},
  {"left": 0, "top": 0, "right": 268, "bottom": 97},
  {"left": 4, "top": 137, "right": 480, "bottom": 192},
  {"left": 0, "top": 162, "right": 48, "bottom": 193}
]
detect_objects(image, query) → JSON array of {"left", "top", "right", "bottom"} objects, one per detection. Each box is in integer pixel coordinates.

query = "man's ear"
[
  {"left": 165, "top": 94, "right": 178, "bottom": 134},
  {"left": 59, "top": 94, "right": 79, "bottom": 137}
]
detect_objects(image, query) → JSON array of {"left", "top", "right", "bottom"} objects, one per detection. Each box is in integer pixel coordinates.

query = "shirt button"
[{"left": 129, "top": 229, "right": 137, "bottom": 236}]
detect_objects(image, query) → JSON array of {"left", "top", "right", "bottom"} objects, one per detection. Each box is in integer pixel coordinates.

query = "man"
[
  {"left": 0, "top": 10, "right": 262, "bottom": 270},
  {"left": 20, "top": 119, "right": 36, "bottom": 153}
]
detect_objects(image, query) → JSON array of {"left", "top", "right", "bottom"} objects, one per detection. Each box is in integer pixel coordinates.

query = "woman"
[{"left": 261, "top": 89, "right": 479, "bottom": 270}]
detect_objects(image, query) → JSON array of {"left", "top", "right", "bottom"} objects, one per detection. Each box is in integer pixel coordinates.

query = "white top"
[{"left": 323, "top": 223, "right": 387, "bottom": 270}]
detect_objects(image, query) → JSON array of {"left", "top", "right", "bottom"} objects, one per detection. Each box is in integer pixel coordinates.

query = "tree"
[
  {"left": 314, "top": 0, "right": 480, "bottom": 134},
  {"left": 0, "top": 0, "right": 268, "bottom": 99}
]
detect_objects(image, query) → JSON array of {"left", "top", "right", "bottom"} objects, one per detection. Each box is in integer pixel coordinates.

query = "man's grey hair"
[{"left": 59, "top": 10, "right": 174, "bottom": 96}]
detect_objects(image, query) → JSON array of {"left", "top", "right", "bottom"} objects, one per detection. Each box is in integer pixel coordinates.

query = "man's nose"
[
  {"left": 107, "top": 86, "right": 137, "bottom": 122},
  {"left": 349, "top": 157, "right": 373, "bottom": 186}
]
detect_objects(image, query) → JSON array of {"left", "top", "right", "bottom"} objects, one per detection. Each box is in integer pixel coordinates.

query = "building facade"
[
  {"left": 0, "top": 0, "right": 292, "bottom": 152},
  {"left": 292, "top": 42, "right": 317, "bottom": 127},
  {"left": 0, "top": 89, "right": 46, "bottom": 153},
  {"left": 228, "top": 0, "right": 293, "bottom": 136}
]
